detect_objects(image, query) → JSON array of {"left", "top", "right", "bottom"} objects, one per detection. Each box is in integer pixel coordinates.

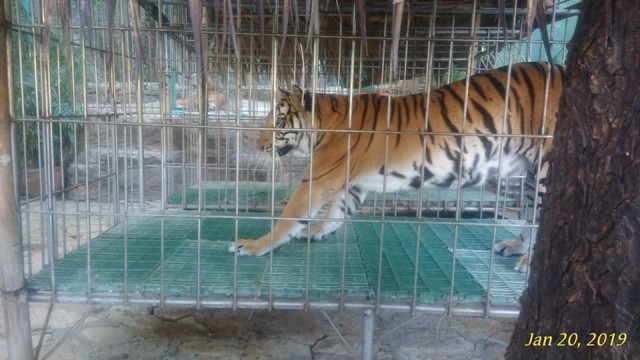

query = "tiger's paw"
[
  {"left": 299, "top": 221, "right": 342, "bottom": 241},
  {"left": 513, "top": 255, "right": 529, "bottom": 272},
  {"left": 228, "top": 239, "right": 269, "bottom": 256},
  {"left": 494, "top": 240, "right": 529, "bottom": 272},
  {"left": 298, "top": 224, "right": 331, "bottom": 241},
  {"left": 493, "top": 239, "right": 526, "bottom": 257}
]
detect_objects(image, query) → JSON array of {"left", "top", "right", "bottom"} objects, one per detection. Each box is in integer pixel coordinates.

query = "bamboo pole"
[{"left": 0, "top": 1, "right": 35, "bottom": 359}]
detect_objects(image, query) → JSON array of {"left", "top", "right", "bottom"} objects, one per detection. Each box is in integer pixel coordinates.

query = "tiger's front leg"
[
  {"left": 228, "top": 178, "right": 343, "bottom": 256},
  {"left": 299, "top": 185, "right": 367, "bottom": 241}
]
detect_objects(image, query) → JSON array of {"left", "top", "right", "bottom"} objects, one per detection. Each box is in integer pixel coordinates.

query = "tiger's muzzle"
[{"left": 260, "top": 144, "right": 292, "bottom": 157}]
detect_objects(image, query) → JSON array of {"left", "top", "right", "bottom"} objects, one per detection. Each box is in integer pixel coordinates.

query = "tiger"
[{"left": 228, "top": 62, "right": 565, "bottom": 272}]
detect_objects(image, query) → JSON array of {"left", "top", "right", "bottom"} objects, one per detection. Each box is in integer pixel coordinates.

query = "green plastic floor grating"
[
  {"left": 168, "top": 181, "right": 517, "bottom": 211},
  {"left": 352, "top": 217, "right": 527, "bottom": 304},
  {"left": 28, "top": 212, "right": 527, "bottom": 305},
  {"left": 168, "top": 182, "right": 293, "bottom": 208}
]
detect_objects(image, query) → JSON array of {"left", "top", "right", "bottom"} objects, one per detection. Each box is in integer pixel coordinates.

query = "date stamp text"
[{"left": 525, "top": 332, "right": 628, "bottom": 348}]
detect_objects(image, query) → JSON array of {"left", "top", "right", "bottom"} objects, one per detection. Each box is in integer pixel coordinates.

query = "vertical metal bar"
[
  {"left": 31, "top": 2, "right": 47, "bottom": 272},
  {"left": 167, "top": 70, "right": 175, "bottom": 198},
  {"left": 14, "top": 13, "right": 34, "bottom": 276},
  {"left": 73, "top": 122, "right": 81, "bottom": 248},
  {"left": 108, "top": 10, "right": 120, "bottom": 226},
  {"left": 36, "top": 123, "right": 46, "bottom": 268},
  {"left": 446, "top": 14, "right": 455, "bottom": 83},
  {"left": 92, "top": 18, "right": 104, "bottom": 234},
  {"left": 560, "top": 9, "right": 571, "bottom": 63},
  {"left": 158, "top": 0, "right": 167, "bottom": 308},
  {"left": 265, "top": 36, "right": 278, "bottom": 311},
  {"left": 233, "top": 0, "right": 243, "bottom": 310},
  {"left": 401, "top": 5, "right": 411, "bottom": 86},
  {"left": 374, "top": 13, "right": 390, "bottom": 312},
  {"left": 271, "top": 0, "right": 283, "bottom": 307},
  {"left": 305, "top": 2, "right": 322, "bottom": 311},
  {"left": 46, "top": 124, "right": 59, "bottom": 292},
  {"left": 97, "top": 116, "right": 103, "bottom": 231},
  {"left": 136, "top": 27, "right": 146, "bottom": 210},
  {"left": 379, "top": 14, "right": 387, "bottom": 95},
  {"left": 361, "top": 309, "right": 375, "bottom": 360},
  {"left": 54, "top": 44, "right": 68, "bottom": 257},
  {"left": 338, "top": 7, "right": 352, "bottom": 311},
  {"left": 159, "top": 211, "right": 166, "bottom": 307},
  {"left": 180, "top": 114, "right": 187, "bottom": 208},
  {"left": 77, "top": 23, "right": 96, "bottom": 304},
  {"left": 83, "top": 123, "right": 93, "bottom": 304},
  {"left": 486, "top": 37, "right": 520, "bottom": 316},
  {"left": 246, "top": 14, "right": 255, "bottom": 213},
  {"left": 195, "top": 5, "right": 207, "bottom": 309},
  {"left": 110, "top": 117, "right": 121, "bottom": 228},
  {"left": 39, "top": 9, "right": 60, "bottom": 278},
  {"left": 447, "top": 0, "right": 478, "bottom": 315},
  {"left": 411, "top": 8, "right": 436, "bottom": 314},
  {"left": 196, "top": 216, "right": 202, "bottom": 309}
]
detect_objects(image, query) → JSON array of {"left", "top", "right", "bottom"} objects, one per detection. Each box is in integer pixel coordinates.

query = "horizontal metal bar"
[
  {"left": 18, "top": 208, "right": 538, "bottom": 229},
  {"left": 8, "top": 22, "right": 574, "bottom": 48},
  {"left": 9, "top": 118, "right": 556, "bottom": 140},
  {"left": 28, "top": 292, "right": 520, "bottom": 317},
  {"left": 137, "top": 0, "right": 579, "bottom": 17},
  {"left": 18, "top": 173, "right": 119, "bottom": 207}
]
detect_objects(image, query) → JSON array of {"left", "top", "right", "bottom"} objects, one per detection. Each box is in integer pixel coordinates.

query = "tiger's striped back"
[{"left": 259, "top": 62, "right": 563, "bottom": 191}]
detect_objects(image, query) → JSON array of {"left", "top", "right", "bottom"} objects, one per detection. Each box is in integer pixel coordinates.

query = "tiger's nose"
[
  {"left": 257, "top": 130, "right": 273, "bottom": 151},
  {"left": 257, "top": 137, "right": 271, "bottom": 152},
  {"left": 257, "top": 137, "right": 269, "bottom": 151}
]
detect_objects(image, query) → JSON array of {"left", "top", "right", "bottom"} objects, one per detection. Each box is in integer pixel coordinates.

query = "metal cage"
[{"left": 10, "top": 0, "right": 579, "bottom": 318}]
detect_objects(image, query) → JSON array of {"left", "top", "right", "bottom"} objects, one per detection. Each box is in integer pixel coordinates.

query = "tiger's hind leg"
[
  {"left": 494, "top": 228, "right": 536, "bottom": 272},
  {"left": 494, "top": 164, "right": 546, "bottom": 272},
  {"left": 300, "top": 185, "right": 367, "bottom": 241}
]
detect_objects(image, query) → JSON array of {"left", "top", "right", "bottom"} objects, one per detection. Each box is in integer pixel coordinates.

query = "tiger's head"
[{"left": 257, "top": 85, "right": 313, "bottom": 157}]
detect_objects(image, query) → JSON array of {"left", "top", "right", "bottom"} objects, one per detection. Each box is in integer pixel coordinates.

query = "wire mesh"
[{"left": 9, "top": 0, "right": 578, "bottom": 316}]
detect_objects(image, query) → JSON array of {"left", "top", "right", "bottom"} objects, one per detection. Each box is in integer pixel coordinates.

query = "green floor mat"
[
  {"left": 28, "top": 212, "right": 527, "bottom": 305},
  {"left": 28, "top": 214, "right": 370, "bottom": 300},
  {"left": 168, "top": 181, "right": 517, "bottom": 211},
  {"left": 168, "top": 182, "right": 293, "bottom": 209},
  {"left": 353, "top": 217, "right": 526, "bottom": 303}
]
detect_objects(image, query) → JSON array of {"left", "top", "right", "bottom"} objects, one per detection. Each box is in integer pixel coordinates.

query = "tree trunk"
[{"left": 506, "top": 0, "right": 640, "bottom": 359}]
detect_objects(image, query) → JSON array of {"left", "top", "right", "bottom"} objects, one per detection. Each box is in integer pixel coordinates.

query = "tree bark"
[{"left": 506, "top": 0, "right": 640, "bottom": 359}]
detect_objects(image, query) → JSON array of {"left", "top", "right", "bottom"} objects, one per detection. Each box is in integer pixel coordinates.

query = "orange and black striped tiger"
[{"left": 228, "top": 62, "right": 565, "bottom": 271}]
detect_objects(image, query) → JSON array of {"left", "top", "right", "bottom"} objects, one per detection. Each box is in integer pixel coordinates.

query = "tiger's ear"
[
  {"left": 292, "top": 85, "right": 304, "bottom": 98},
  {"left": 277, "top": 88, "right": 290, "bottom": 101},
  {"left": 290, "top": 85, "right": 312, "bottom": 110}
]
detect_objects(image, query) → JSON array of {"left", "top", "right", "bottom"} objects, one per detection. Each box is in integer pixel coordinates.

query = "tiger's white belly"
[
  {"left": 355, "top": 174, "right": 413, "bottom": 193},
  {"left": 353, "top": 152, "right": 531, "bottom": 193}
]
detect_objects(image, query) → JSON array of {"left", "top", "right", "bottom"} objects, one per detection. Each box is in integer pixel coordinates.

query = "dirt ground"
[{"left": 1, "top": 301, "right": 516, "bottom": 359}]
